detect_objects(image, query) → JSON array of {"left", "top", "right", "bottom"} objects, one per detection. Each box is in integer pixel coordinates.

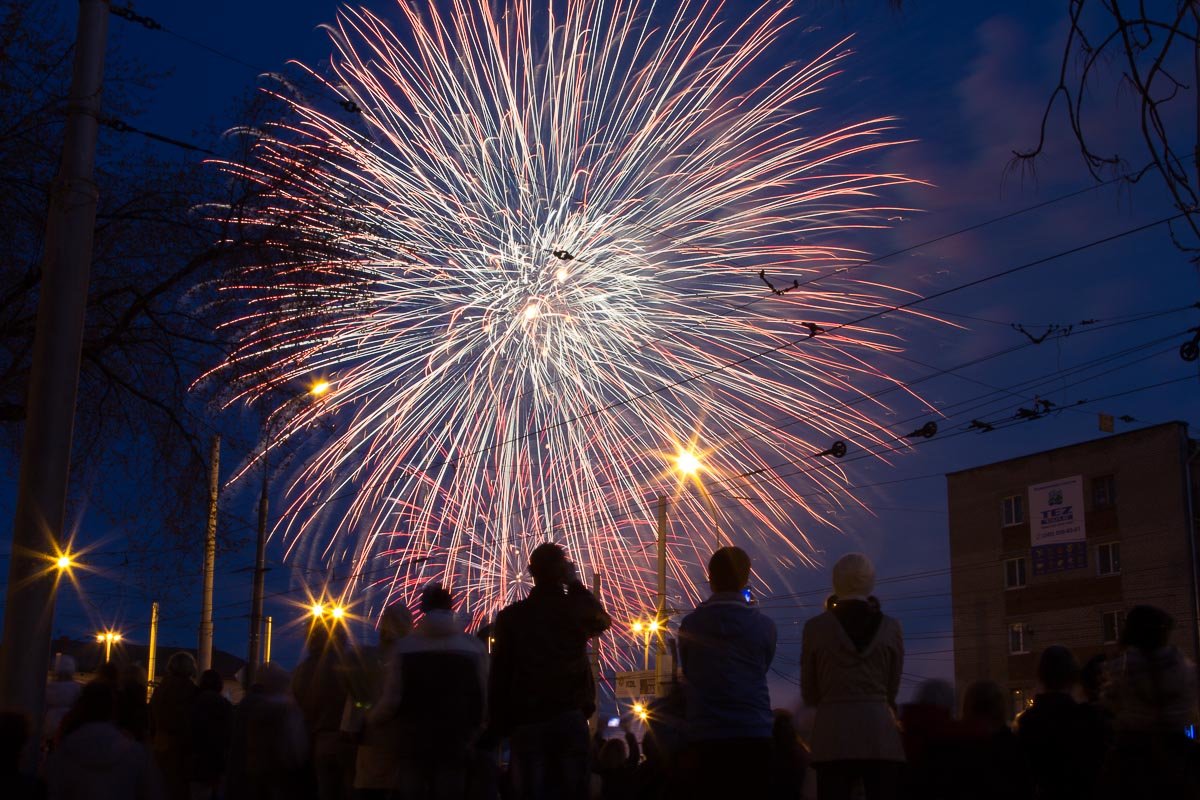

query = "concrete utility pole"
[
  {"left": 146, "top": 601, "right": 159, "bottom": 701},
  {"left": 0, "top": 0, "right": 110, "bottom": 743},
  {"left": 246, "top": 454, "right": 270, "bottom": 688},
  {"left": 198, "top": 435, "right": 220, "bottom": 671},
  {"left": 655, "top": 496, "right": 668, "bottom": 691}
]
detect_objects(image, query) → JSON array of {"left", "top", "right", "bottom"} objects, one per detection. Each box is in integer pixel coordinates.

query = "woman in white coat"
[{"left": 801, "top": 553, "right": 905, "bottom": 800}]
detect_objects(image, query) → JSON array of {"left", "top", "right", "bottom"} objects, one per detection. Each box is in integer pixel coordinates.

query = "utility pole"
[
  {"left": 146, "top": 601, "right": 159, "bottom": 701},
  {"left": 655, "top": 496, "right": 668, "bottom": 692},
  {"left": 590, "top": 571, "right": 602, "bottom": 732},
  {"left": 198, "top": 435, "right": 220, "bottom": 671},
  {"left": 246, "top": 453, "right": 269, "bottom": 688},
  {"left": 0, "top": 0, "right": 110, "bottom": 748}
]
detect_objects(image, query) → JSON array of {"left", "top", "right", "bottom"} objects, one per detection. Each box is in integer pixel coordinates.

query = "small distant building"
[
  {"left": 947, "top": 421, "right": 1199, "bottom": 718},
  {"left": 49, "top": 636, "right": 247, "bottom": 700}
]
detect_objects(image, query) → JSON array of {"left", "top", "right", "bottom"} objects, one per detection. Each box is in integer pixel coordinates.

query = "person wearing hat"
[
  {"left": 801, "top": 552, "right": 905, "bottom": 800},
  {"left": 487, "top": 542, "right": 612, "bottom": 799}
]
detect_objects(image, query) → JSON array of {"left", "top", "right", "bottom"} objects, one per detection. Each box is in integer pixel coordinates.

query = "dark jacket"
[
  {"left": 488, "top": 581, "right": 611, "bottom": 734},
  {"left": 147, "top": 674, "right": 195, "bottom": 799},
  {"left": 46, "top": 721, "right": 164, "bottom": 800},
  {"left": 679, "top": 592, "right": 776, "bottom": 740},
  {"left": 1016, "top": 692, "right": 1107, "bottom": 800},
  {"left": 950, "top": 722, "right": 1034, "bottom": 800},
  {"left": 372, "top": 610, "right": 488, "bottom": 748},
  {"left": 190, "top": 689, "right": 233, "bottom": 783}
]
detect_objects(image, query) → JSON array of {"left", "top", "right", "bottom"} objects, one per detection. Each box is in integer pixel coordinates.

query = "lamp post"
[
  {"left": 95, "top": 630, "right": 121, "bottom": 662},
  {"left": 246, "top": 379, "right": 331, "bottom": 689}
]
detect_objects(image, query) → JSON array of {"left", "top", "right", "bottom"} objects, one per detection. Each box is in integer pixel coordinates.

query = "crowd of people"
[{"left": 2, "top": 544, "right": 1198, "bottom": 799}]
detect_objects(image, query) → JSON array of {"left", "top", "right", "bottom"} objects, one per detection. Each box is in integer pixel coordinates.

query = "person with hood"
[
  {"left": 1016, "top": 645, "right": 1107, "bottom": 800},
  {"left": 372, "top": 583, "right": 488, "bottom": 799},
  {"left": 44, "top": 653, "right": 81, "bottom": 750},
  {"left": 47, "top": 681, "right": 164, "bottom": 800},
  {"left": 1100, "top": 605, "right": 1200, "bottom": 797},
  {"left": 488, "top": 543, "right": 612, "bottom": 800},
  {"left": 349, "top": 602, "right": 414, "bottom": 798},
  {"left": 148, "top": 652, "right": 198, "bottom": 800},
  {"left": 801, "top": 552, "right": 904, "bottom": 800},
  {"left": 190, "top": 669, "right": 233, "bottom": 800},
  {"left": 678, "top": 546, "right": 777, "bottom": 800}
]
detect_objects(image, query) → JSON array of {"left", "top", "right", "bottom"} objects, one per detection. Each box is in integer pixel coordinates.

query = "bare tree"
[{"left": 1014, "top": 1, "right": 1200, "bottom": 254}]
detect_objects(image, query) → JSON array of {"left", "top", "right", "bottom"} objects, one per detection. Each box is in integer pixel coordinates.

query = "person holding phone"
[{"left": 487, "top": 543, "right": 612, "bottom": 799}]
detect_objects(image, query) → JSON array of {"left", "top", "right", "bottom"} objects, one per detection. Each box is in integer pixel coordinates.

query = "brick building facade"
[{"left": 947, "top": 422, "right": 1200, "bottom": 718}]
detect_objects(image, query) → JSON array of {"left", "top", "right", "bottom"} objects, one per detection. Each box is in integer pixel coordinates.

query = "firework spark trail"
[{"left": 206, "top": 0, "right": 929, "bottom": 639}]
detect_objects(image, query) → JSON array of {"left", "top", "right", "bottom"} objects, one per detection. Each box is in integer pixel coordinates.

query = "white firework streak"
[{"left": 206, "top": 0, "right": 930, "bottom": 639}]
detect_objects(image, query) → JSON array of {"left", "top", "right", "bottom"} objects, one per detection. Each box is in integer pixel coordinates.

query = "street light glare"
[
  {"left": 310, "top": 603, "right": 325, "bottom": 618},
  {"left": 648, "top": 619, "right": 660, "bottom": 632},
  {"left": 676, "top": 449, "right": 701, "bottom": 475},
  {"left": 330, "top": 605, "right": 345, "bottom": 620},
  {"left": 631, "top": 621, "right": 644, "bottom": 633},
  {"left": 55, "top": 554, "right": 73, "bottom": 570}
]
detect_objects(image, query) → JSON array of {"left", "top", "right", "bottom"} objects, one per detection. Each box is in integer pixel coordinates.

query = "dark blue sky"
[{"left": 7, "top": 1, "right": 1198, "bottom": 708}]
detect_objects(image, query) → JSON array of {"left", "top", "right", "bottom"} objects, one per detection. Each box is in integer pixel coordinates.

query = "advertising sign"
[
  {"left": 614, "top": 669, "right": 658, "bottom": 699},
  {"left": 1029, "top": 475, "right": 1087, "bottom": 575}
]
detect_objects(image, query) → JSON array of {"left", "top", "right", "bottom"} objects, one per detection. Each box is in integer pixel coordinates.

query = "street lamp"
[
  {"left": 673, "top": 448, "right": 721, "bottom": 551},
  {"left": 95, "top": 630, "right": 122, "bottom": 662},
  {"left": 247, "top": 379, "right": 334, "bottom": 688},
  {"left": 55, "top": 554, "right": 73, "bottom": 571}
]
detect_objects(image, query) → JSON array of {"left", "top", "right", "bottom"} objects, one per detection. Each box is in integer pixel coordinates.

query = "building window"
[
  {"left": 1093, "top": 475, "right": 1117, "bottom": 509},
  {"left": 1009, "top": 623, "right": 1030, "bottom": 654},
  {"left": 1010, "top": 687, "right": 1033, "bottom": 719},
  {"left": 1005, "top": 557, "right": 1027, "bottom": 589},
  {"left": 1002, "top": 494, "right": 1025, "bottom": 527},
  {"left": 1098, "top": 542, "right": 1121, "bottom": 576},
  {"left": 1103, "top": 610, "right": 1124, "bottom": 644}
]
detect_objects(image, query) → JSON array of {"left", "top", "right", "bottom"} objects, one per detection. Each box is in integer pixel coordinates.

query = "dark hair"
[
  {"left": 420, "top": 583, "right": 454, "bottom": 613},
  {"left": 962, "top": 680, "right": 1007, "bottom": 730},
  {"left": 597, "top": 737, "right": 628, "bottom": 771},
  {"left": 1037, "top": 645, "right": 1079, "bottom": 692},
  {"left": 528, "top": 542, "right": 568, "bottom": 584},
  {"left": 1121, "top": 605, "right": 1173, "bottom": 652},
  {"left": 707, "top": 546, "right": 751, "bottom": 592},
  {"left": 62, "top": 682, "right": 116, "bottom": 739},
  {"left": 198, "top": 669, "right": 223, "bottom": 693},
  {"left": 1080, "top": 654, "right": 1107, "bottom": 702}
]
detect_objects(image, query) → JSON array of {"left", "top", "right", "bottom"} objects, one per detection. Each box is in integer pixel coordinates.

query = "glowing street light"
[
  {"left": 675, "top": 449, "right": 701, "bottom": 476},
  {"left": 95, "top": 630, "right": 122, "bottom": 662},
  {"left": 329, "top": 604, "right": 345, "bottom": 620},
  {"left": 310, "top": 603, "right": 325, "bottom": 619},
  {"left": 55, "top": 554, "right": 74, "bottom": 571},
  {"left": 632, "top": 700, "right": 648, "bottom": 722}
]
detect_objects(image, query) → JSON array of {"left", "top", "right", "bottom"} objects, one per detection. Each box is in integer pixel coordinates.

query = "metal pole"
[
  {"left": 246, "top": 455, "right": 269, "bottom": 688},
  {"left": 198, "top": 435, "right": 220, "bottom": 671},
  {"left": 264, "top": 615, "right": 273, "bottom": 665},
  {"left": 147, "top": 601, "right": 159, "bottom": 701},
  {"left": 655, "top": 496, "right": 667, "bottom": 691},
  {"left": 0, "top": 0, "right": 110, "bottom": 751}
]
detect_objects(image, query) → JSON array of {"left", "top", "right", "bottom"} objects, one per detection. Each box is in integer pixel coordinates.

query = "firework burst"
[{"left": 208, "top": 0, "right": 925, "bottom": 634}]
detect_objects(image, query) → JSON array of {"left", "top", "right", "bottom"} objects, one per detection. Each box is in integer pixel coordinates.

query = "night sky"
[{"left": 4, "top": 0, "right": 1198, "bottom": 712}]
